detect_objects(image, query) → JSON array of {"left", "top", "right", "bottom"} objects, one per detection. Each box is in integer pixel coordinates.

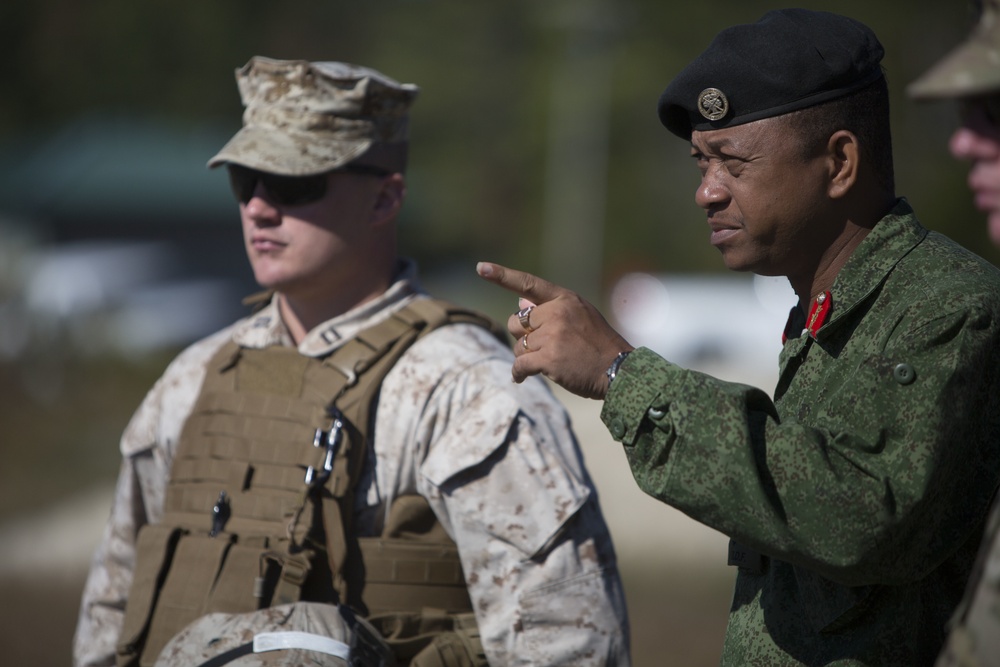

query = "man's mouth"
[
  {"left": 251, "top": 235, "right": 286, "bottom": 252},
  {"left": 709, "top": 221, "right": 741, "bottom": 246}
]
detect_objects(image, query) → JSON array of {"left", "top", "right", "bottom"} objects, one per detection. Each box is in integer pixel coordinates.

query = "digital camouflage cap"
[
  {"left": 208, "top": 56, "right": 419, "bottom": 176},
  {"left": 908, "top": 0, "right": 1000, "bottom": 99}
]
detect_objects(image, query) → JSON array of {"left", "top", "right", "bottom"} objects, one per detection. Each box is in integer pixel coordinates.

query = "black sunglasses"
[{"left": 226, "top": 163, "right": 390, "bottom": 206}]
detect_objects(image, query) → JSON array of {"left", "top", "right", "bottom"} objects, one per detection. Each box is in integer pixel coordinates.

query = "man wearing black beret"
[{"left": 478, "top": 8, "right": 1000, "bottom": 666}]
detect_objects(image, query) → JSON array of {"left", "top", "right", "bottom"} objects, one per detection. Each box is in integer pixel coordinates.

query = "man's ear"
[
  {"left": 827, "top": 130, "right": 859, "bottom": 199},
  {"left": 372, "top": 173, "right": 406, "bottom": 225}
]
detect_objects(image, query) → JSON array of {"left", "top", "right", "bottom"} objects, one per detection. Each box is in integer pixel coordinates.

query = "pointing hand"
[{"left": 476, "top": 262, "right": 634, "bottom": 399}]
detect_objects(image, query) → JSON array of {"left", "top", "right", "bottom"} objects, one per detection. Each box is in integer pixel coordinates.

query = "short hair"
[{"left": 783, "top": 73, "right": 895, "bottom": 195}]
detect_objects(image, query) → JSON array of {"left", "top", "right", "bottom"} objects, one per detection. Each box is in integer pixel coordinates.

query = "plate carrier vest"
[{"left": 116, "top": 298, "right": 505, "bottom": 667}]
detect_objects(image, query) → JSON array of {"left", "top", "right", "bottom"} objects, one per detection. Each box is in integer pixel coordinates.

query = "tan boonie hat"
[
  {"left": 909, "top": 0, "right": 1000, "bottom": 99},
  {"left": 208, "top": 56, "right": 419, "bottom": 175}
]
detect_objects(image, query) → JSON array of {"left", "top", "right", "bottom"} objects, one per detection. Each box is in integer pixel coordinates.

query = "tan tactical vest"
[{"left": 116, "top": 298, "right": 502, "bottom": 667}]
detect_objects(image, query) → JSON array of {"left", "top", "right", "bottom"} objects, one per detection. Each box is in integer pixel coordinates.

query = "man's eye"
[{"left": 725, "top": 159, "right": 745, "bottom": 174}]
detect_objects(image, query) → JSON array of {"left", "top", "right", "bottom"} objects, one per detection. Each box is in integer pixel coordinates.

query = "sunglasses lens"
[
  {"left": 261, "top": 173, "right": 328, "bottom": 206},
  {"left": 225, "top": 165, "right": 328, "bottom": 206},
  {"left": 227, "top": 165, "right": 258, "bottom": 204},
  {"left": 340, "top": 164, "right": 391, "bottom": 178}
]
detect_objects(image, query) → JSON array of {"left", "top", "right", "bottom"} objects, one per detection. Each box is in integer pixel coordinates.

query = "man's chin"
[
  {"left": 718, "top": 250, "right": 754, "bottom": 273},
  {"left": 250, "top": 262, "right": 290, "bottom": 286},
  {"left": 252, "top": 274, "right": 291, "bottom": 294}
]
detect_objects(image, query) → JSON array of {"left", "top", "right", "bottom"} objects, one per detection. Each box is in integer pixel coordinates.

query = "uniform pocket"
[
  {"left": 141, "top": 533, "right": 233, "bottom": 665},
  {"left": 115, "top": 524, "right": 185, "bottom": 666},
  {"left": 421, "top": 391, "right": 590, "bottom": 559}
]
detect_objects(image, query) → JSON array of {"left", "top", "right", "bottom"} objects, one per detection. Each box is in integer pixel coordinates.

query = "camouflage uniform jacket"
[
  {"left": 73, "top": 260, "right": 631, "bottom": 667},
  {"left": 601, "top": 200, "right": 1000, "bottom": 666}
]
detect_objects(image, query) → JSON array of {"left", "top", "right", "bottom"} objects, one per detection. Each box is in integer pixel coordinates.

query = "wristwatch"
[{"left": 605, "top": 351, "right": 631, "bottom": 387}]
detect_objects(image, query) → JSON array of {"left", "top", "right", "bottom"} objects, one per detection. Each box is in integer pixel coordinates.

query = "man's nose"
[
  {"left": 244, "top": 188, "right": 282, "bottom": 224},
  {"left": 695, "top": 173, "right": 728, "bottom": 210}
]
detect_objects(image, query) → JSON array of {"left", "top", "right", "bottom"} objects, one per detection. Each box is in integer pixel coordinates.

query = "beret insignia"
[{"left": 698, "top": 87, "right": 729, "bottom": 121}]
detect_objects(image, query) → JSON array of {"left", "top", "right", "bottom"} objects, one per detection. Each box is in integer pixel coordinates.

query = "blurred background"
[{"left": 0, "top": 1, "right": 990, "bottom": 664}]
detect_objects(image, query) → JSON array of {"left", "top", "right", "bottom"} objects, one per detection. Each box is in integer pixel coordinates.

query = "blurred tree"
[
  {"left": 1, "top": 0, "right": 997, "bottom": 295},
  {"left": 2, "top": 0, "right": 998, "bottom": 544}
]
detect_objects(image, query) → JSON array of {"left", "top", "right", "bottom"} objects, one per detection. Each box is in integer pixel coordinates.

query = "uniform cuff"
[{"left": 600, "top": 347, "right": 681, "bottom": 445}]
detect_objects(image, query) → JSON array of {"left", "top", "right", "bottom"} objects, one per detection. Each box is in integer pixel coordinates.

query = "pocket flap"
[
  {"left": 421, "top": 390, "right": 591, "bottom": 558},
  {"left": 421, "top": 391, "right": 521, "bottom": 488}
]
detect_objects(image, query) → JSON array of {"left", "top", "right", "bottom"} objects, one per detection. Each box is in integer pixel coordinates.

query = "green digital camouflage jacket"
[{"left": 601, "top": 200, "right": 1000, "bottom": 666}]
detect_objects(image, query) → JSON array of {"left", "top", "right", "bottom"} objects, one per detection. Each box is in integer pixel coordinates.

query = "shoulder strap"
[{"left": 319, "top": 297, "right": 504, "bottom": 605}]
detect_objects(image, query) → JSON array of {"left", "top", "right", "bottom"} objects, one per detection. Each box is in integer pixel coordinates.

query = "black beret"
[{"left": 658, "top": 9, "right": 885, "bottom": 139}]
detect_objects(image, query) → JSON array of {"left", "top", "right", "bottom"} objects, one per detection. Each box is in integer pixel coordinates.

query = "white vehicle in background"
[{"left": 609, "top": 271, "right": 797, "bottom": 394}]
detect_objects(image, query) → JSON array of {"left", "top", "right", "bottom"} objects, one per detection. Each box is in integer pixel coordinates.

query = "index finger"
[{"left": 476, "top": 261, "right": 567, "bottom": 305}]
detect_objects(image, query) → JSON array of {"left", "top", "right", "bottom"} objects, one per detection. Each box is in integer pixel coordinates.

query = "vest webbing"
[{"left": 116, "top": 298, "right": 504, "bottom": 667}]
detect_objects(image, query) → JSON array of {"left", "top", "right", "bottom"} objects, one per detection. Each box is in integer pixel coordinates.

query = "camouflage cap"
[
  {"left": 208, "top": 56, "right": 419, "bottom": 175},
  {"left": 908, "top": 1, "right": 1000, "bottom": 99}
]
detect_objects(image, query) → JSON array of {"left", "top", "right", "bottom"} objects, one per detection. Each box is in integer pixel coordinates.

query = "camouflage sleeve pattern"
[
  {"left": 600, "top": 204, "right": 1000, "bottom": 665},
  {"left": 377, "top": 323, "right": 631, "bottom": 666},
  {"left": 603, "top": 301, "right": 1000, "bottom": 581},
  {"left": 71, "top": 329, "right": 231, "bottom": 667}
]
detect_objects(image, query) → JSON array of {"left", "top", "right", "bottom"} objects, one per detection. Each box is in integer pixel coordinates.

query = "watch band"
[{"left": 605, "top": 351, "right": 631, "bottom": 387}]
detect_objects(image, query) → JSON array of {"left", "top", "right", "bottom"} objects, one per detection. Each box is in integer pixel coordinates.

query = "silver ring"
[{"left": 517, "top": 306, "right": 535, "bottom": 332}]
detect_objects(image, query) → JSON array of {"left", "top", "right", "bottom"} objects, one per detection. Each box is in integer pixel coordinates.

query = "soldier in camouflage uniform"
[
  {"left": 72, "top": 57, "right": 630, "bottom": 666},
  {"left": 910, "top": 0, "right": 1000, "bottom": 249},
  {"left": 910, "top": 2, "right": 1000, "bottom": 665},
  {"left": 479, "top": 9, "right": 1000, "bottom": 666}
]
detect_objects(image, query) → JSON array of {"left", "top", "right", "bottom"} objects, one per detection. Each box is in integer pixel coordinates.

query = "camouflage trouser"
[{"left": 936, "top": 498, "right": 1000, "bottom": 667}]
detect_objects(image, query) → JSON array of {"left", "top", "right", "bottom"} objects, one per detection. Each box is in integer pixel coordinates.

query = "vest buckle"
[{"left": 304, "top": 408, "right": 345, "bottom": 487}]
